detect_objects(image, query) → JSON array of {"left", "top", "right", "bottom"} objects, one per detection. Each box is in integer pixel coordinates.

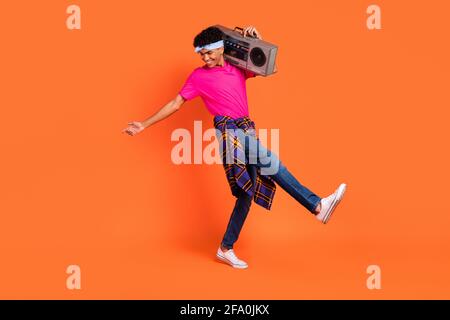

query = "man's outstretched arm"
[{"left": 122, "top": 94, "right": 186, "bottom": 136}]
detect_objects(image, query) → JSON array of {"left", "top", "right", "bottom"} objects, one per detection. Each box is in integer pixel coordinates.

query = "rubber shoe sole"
[{"left": 322, "top": 183, "right": 347, "bottom": 224}]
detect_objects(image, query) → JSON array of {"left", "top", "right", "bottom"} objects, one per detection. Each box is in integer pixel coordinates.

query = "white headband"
[{"left": 194, "top": 40, "right": 224, "bottom": 53}]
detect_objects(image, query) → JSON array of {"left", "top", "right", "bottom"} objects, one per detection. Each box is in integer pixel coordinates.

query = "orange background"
[{"left": 1, "top": 0, "right": 449, "bottom": 299}]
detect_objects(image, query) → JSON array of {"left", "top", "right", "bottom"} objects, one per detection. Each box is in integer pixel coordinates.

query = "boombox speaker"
[{"left": 214, "top": 24, "right": 278, "bottom": 76}]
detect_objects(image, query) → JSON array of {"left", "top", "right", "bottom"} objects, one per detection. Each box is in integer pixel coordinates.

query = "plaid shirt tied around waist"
[{"left": 213, "top": 115, "right": 276, "bottom": 210}]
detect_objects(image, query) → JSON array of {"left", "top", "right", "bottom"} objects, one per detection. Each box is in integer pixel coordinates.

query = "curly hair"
[{"left": 193, "top": 26, "right": 224, "bottom": 49}]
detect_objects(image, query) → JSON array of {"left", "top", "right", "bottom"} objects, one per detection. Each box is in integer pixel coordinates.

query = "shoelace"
[{"left": 226, "top": 250, "right": 239, "bottom": 261}]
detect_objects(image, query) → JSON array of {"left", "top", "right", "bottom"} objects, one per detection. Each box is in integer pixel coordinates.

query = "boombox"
[{"left": 214, "top": 24, "right": 278, "bottom": 76}]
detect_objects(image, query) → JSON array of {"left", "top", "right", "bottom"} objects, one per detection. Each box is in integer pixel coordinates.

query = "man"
[{"left": 122, "top": 25, "right": 347, "bottom": 269}]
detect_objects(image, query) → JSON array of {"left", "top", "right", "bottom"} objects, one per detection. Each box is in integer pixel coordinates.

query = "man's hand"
[
  {"left": 122, "top": 95, "right": 185, "bottom": 136},
  {"left": 241, "top": 26, "right": 262, "bottom": 40},
  {"left": 122, "top": 121, "right": 145, "bottom": 136}
]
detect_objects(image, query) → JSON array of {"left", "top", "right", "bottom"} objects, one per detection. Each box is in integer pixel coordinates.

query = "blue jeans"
[{"left": 221, "top": 131, "right": 322, "bottom": 249}]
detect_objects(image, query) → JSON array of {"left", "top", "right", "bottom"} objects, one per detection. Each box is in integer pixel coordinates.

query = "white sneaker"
[
  {"left": 316, "top": 183, "right": 347, "bottom": 224},
  {"left": 216, "top": 247, "right": 248, "bottom": 269}
]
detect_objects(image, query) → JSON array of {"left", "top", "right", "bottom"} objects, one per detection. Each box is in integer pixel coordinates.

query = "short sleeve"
[
  {"left": 179, "top": 71, "right": 200, "bottom": 101},
  {"left": 243, "top": 69, "right": 257, "bottom": 79}
]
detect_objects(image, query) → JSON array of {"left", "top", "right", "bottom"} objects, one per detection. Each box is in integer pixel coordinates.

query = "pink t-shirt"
[{"left": 179, "top": 60, "right": 256, "bottom": 119}]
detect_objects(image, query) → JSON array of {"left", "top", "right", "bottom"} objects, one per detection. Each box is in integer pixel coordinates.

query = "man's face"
[{"left": 198, "top": 47, "right": 224, "bottom": 68}]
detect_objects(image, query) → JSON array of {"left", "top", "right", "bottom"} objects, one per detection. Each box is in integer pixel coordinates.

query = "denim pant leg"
[
  {"left": 244, "top": 132, "right": 322, "bottom": 214},
  {"left": 221, "top": 164, "right": 257, "bottom": 249},
  {"left": 218, "top": 129, "right": 257, "bottom": 249}
]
